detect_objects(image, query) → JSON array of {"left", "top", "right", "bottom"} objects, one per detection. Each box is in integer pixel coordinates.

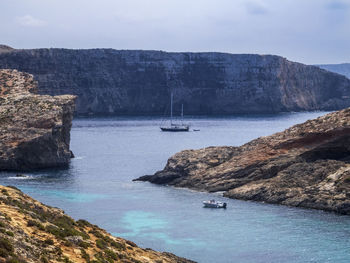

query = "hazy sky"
[{"left": 1, "top": 0, "right": 349, "bottom": 64}]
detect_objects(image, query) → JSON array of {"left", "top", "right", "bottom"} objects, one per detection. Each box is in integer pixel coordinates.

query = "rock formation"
[
  {"left": 0, "top": 185, "right": 194, "bottom": 263},
  {"left": 318, "top": 63, "right": 350, "bottom": 79},
  {"left": 136, "top": 108, "right": 350, "bottom": 214},
  {"left": 0, "top": 69, "right": 76, "bottom": 171},
  {"left": 0, "top": 47, "right": 349, "bottom": 115}
]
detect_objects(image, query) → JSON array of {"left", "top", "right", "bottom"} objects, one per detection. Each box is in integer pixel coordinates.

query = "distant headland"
[{"left": 0, "top": 46, "right": 349, "bottom": 116}]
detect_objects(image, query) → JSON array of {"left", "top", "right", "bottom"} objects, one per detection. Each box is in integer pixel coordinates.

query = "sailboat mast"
[
  {"left": 181, "top": 104, "right": 184, "bottom": 124},
  {"left": 170, "top": 92, "right": 173, "bottom": 124}
]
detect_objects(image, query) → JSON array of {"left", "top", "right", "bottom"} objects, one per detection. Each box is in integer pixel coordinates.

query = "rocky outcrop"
[
  {"left": 0, "top": 47, "right": 349, "bottom": 115},
  {"left": 136, "top": 108, "right": 350, "bottom": 214},
  {"left": 318, "top": 63, "right": 350, "bottom": 79},
  {"left": 0, "top": 45, "right": 14, "bottom": 53},
  {"left": 0, "top": 185, "right": 194, "bottom": 263},
  {"left": 0, "top": 69, "right": 76, "bottom": 171}
]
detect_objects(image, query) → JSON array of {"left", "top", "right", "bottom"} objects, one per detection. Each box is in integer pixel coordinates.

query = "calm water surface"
[{"left": 1, "top": 112, "right": 350, "bottom": 263}]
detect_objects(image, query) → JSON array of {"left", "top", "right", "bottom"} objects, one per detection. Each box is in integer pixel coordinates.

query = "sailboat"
[{"left": 160, "top": 93, "right": 189, "bottom": 132}]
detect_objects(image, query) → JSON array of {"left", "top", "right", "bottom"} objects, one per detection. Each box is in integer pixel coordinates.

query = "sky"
[{"left": 0, "top": 0, "right": 349, "bottom": 64}]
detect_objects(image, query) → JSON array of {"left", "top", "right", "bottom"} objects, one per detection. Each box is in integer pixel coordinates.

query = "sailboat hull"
[
  {"left": 160, "top": 93, "right": 190, "bottom": 132},
  {"left": 160, "top": 126, "right": 189, "bottom": 132}
]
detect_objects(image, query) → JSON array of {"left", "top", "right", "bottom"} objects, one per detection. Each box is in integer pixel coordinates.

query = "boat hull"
[
  {"left": 160, "top": 127, "right": 189, "bottom": 132},
  {"left": 203, "top": 201, "right": 227, "bottom": 208}
]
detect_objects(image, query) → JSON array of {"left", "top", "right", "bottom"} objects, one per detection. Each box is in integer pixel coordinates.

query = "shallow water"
[{"left": 1, "top": 112, "right": 350, "bottom": 263}]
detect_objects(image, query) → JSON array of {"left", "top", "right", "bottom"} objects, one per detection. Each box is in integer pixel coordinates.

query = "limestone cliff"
[
  {"left": 0, "top": 47, "right": 349, "bottom": 115},
  {"left": 0, "top": 185, "right": 194, "bottom": 263},
  {"left": 0, "top": 69, "right": 76, "bottom": 171},
  {"left": 136, "top": 108, "right": 350, "bottom": 214},
  {"left": 318, "top": 63, "right": 350, "bottom": 79}
]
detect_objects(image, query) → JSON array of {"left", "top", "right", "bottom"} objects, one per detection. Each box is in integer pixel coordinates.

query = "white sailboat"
[{"left": 160, "top": 93, "right": 189, "bottom": 132}]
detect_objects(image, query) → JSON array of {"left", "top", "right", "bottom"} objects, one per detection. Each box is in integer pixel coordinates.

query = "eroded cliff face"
[
  {"left": 0, "top": 69, "right": 76, "bottom": 170},
  {"left": 0, "top": 185, "right": 194, "bottom": 263},
  {"left": 0, "top": 48, "right": 349, "bottom": 115},
  {"left": 318, "top": 63, "right": 350, "bottom": 79},
  {"left": 136, "top": 108, "right": 350, "bottom": 214}
]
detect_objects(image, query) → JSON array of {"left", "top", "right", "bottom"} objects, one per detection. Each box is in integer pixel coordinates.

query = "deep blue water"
[{"left": 1, "top": 112, "right": 350, "bottom": 263}]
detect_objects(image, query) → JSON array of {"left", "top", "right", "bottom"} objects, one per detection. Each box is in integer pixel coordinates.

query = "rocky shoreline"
[
  {"left": 0, "top": 185, "right": 194, "bottom": 263},
  {"left": 0, "top": 69, "right": 76, "bottom": 171},
  {"left": 136, "top": 108, "right": 350, "bottom": 214}
]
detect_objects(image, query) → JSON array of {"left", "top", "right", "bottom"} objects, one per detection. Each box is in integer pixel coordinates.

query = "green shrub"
[
  {"left": 95, "top": 239, "right": 107, "bottom": 249},
  {"left": 343, "top": 176, "right": 350, "bottom": 183},
  {"left": 110, "top": 240, "right": 126, "bottom": 251},
  {"left": 104, "top": 249, "right": 118, "bottom": 260},
  {"left": 93, "top": 252, "right": 104, "bottom": 263},
  {"left": 81, "top": 249, "right": 90, "bottom": 262},
  {"left": 44, "top": 238, "right": 54, "bottom": 245},
  {"left": 6, "top": 231, "right": 14, "bottom": 237},
  {"left": 76, "top": 219, "right": 92, "bottom": 228},
  {"left": 1, "top": 189, "right": 9, "bottom": 196},
  {"left": 45, "top": 224, "right": 86, "bottom": 240},
  {"left": 62, "top": 257, "right": 73, "bottom": 263},
  {"left": 88, "top": 230, "right": 103, "bottom": 239},
  {"left": 55, "top": 246, "right": 63, "bottom": 255},
  {"left": 0, "top": 247, "right": 9, "bottom": 258},
  {"left": 78, "top": 241, "right": 90, "bottom": 249},
  {"left": 44, "top": 216, "right": 89, "bottom": 240},
  {"left": 0, "top": 221, "right": 6, "bottom": 228},
  {"left": 0, "top": 237, "right": 13, "bottom": 253},
  {"left": 125, "top": 240, "right": 137, "bottom": 247},
  {"left": 6, "top": 186, "right": 21, "bottom": 192},
  {"left": 63, "top": 240, "right": 72, "bottom": 247},
  {"left": 27, "top": 220, "right": 35, "bottom": 227},
  {"left": 27, "top": 220, "right": 45, "bottom": 231}
]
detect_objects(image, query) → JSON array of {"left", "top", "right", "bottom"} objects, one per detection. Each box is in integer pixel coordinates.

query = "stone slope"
[
  {"left": 136, "top": 108, "right": 350, "bottom": 214},
  {"left": 0, "top": 185, "right": 194, "bottom": 263},
  {"left": 0, "top": 47, "right": 349, "bottom": 115},
  {"left": 0, "top": 69, "right": 76, "bottom": 171}
]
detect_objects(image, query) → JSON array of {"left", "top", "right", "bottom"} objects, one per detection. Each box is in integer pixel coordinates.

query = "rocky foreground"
[
  {"left": 0, "top": 185, "right": 193, "bottom": 263},
  {"left": 0, "top": 69, "right": 76, "bottom": 171},
  {"left": 136, "top": 109, "right": 350, "bottom": 214},
  {"left": 1, "top": 46, "right": 350, "bottom": 115}
]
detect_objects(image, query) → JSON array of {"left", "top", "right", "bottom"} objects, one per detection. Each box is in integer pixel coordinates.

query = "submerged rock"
[
  {"left": 0, "top": 69, "right": 76, "bottom": 171},
  {"left": 136, "top": 108, "right": 350, "bottom": 214},
  {"left": 0, "top": 185, "right": 194, "bottom": 262}
]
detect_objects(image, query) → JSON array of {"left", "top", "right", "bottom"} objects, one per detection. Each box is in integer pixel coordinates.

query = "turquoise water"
[{"left": 1, "top": 113, "right": 350, "bottom": 263}]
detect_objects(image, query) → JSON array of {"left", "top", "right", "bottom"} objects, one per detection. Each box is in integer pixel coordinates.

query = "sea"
[{"left": 1, "top": 112, "right": 349, "bottom": 263}]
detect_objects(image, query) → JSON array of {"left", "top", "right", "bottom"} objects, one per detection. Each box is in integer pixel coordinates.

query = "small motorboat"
[{"left": 203, "top": 199, "right": 227, "bottom": 208}]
